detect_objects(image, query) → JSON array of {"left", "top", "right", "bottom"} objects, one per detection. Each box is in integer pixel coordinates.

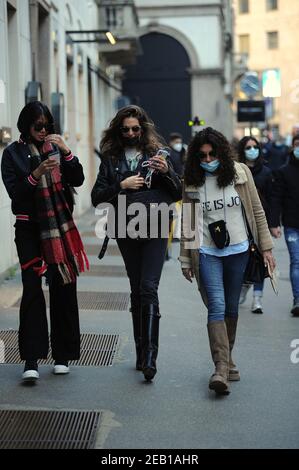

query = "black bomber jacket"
[{"left": 1, "top": 140, "right": 84, "bottom": 219}]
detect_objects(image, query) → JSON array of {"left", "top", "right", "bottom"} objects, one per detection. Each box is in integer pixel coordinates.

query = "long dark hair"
[
  {"left": 184, "top": 127, "right": 236, "bottom": 187},
  {"left": 17, "top": 101, "right": 55, "bottom": 142},
  {"left": 237, "top": 135, "right": 263, "bottom": 164},
  {"left": 100, "top": 105, "right": 166, "bottom": 160}
]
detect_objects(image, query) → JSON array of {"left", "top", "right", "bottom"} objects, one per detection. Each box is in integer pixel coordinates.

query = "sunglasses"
[
  {"left": 120, "top": 126, "right": 141, "bottom": 134},
  {"left": 245, "top": 145, "right": 259, "bottom": 150},
  {"left": 33, "top": 122, "right": 52, "bottom": 132},
  {"left": 197, "top": 150, "right": 217, "bottom": 159}
]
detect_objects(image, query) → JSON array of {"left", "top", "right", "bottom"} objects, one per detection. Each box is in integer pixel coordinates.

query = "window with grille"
[
  {"left": 267, "top": 31, "right": 279, "bottom": 49},
  {"left": 239, "top": 0, "right": 249, "bottom": 14},
  {"left": 239, "top": 34, "right": 250, "bottom": 55},
  {"left": 266, "top": 0, "right": 278, "bottom": 11}
]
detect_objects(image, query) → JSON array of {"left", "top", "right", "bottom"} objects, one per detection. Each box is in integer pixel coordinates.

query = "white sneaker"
[
  {"left": 239, "top": 284, "right": 251, "bottom": 305},
  {"left": 22, "top": 369, "right": 39, "bottom": 381},
  {"left": 251, "top": 295, "right": 263, "bottom": 314},
  {"left": 53, "top": 364, "right": 70, "bottom": 375}
]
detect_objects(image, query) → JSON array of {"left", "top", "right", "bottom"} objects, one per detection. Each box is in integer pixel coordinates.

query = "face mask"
[
  {"left": 172, "top": 143, "right": 183, "bottom": 152},
  {"left": 200, "top": 159, "right": 220, "bottom": 173},
  {"left": 122, "top": 136, "right": 140, "bottom": 147},
  {"left": 245, "top": 148, "right": 259, "bottom": 161},
  {"left": 294, "top": 148, "right": 299, "bottom": 159}
]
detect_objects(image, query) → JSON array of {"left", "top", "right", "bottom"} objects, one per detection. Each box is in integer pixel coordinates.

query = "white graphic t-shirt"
[{"left": 199, "top": 175, "right": 248, "bottom": 250}]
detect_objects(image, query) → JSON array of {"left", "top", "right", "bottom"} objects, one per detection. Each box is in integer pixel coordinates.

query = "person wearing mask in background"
[
  {"left": 269, "top": 134, "right": 299, "bottom": 317},
  {"left": 1, "top": 101, "right": 88, "bottom": 382},
  {"left": 168, "top": 133, "right": 185, "bottom": 179},
  {"left": 179, "top": 127, "right": 275, "bottom": 395},
  {"left": 237, "top": 136, "right": 273, "bottom": 314},
  {"left": 168, "top": 133, "right": 186, "bottom": 242},
  {"left": 263, "top": 135, "right": 289, "bottom": 171}
]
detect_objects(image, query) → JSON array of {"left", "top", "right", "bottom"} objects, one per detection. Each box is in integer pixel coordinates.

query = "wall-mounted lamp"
[
  {"left": 105, "top": 31, "right": 116, "bottom": 45},
  {"left": 66, "top": 29, "right": 117, "bottom": 45},
  {"left": 0, "top": 127, "right": 12, "bottom": 144}
]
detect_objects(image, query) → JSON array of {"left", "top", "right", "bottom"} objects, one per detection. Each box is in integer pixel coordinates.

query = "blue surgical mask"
[
  {"left": 245, "top": 148, "right": 259, "bottom": 161},
  {"left": 200, "top": 159, "right": 220, "bottom": 173},
  {"left": 294, "top": 147, "right": 299, "bottom": 159}
]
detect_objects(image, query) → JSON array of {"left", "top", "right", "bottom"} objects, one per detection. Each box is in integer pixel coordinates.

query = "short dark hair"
[
  {"left": 17, "top": 101, "right": 55, "bottom": 141},
  {"left": 169, "top": 132, "right": 182, "bottom": 141},
  {"left": 292, "top": 134, "right": 299, "bottom": 146}
]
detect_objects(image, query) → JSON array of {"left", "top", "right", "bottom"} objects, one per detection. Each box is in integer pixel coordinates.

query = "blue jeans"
[
  {"left": 284, "top": 227, "right": 299, "bottom": 301},
  {"left": 200, "top": 251, "right": 249, "bottom": 323},
  {"left": 254, "top": 280, "right": 264, "bottom": 294}
]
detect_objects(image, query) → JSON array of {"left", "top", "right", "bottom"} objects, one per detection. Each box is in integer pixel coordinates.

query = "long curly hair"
[
  {"left": 100, "top": 105, "right": 166, "bottom": 160},
  {"left": 237, "top": 135, "right": 263, "bottom": 164},
  {"left": 184, "top": 127, "right": 236, "bottom": 187}
]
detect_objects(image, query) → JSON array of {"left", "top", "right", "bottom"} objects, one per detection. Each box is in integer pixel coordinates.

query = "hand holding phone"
[{"left": 149, "top": 149, "right": 169, "bottom": 174}]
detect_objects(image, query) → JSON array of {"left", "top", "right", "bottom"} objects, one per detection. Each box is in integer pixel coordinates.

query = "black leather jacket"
[
  {"left": 91, "top": 153, "right": 182, "bottom": 208},
  {"left": 1, "top": 140, "right": 84, "bottom": 219}
]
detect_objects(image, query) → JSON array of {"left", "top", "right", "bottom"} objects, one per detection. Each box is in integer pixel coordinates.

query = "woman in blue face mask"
[
  {"left": 237, "top": 136, "right": 273, "bottom": 314},
  {"left": 179, "top": 128, "right": 275, "bottom": 396}
]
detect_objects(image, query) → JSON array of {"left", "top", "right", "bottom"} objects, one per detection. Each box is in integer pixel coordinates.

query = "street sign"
[
  {"left": 240, "top": 72, "right": 260, "bottom": 98},
  {"left": 237, "top": 100, "right": 265, "bottom": 122},
  {"left": 262, "top": 69, "right": 281, "bottom": 98}
]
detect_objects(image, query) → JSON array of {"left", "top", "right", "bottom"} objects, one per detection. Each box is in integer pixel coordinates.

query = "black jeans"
[
  {"left": 116, "top": 237, "right": 168, "bottom": 308},
  {"left": 14, "top": 221, "right": 80, "bottom": 361}
]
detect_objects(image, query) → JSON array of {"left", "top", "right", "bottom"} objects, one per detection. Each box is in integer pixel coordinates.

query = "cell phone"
[{"left": 157, "top": 149, "right": 169, "bottom": 159}]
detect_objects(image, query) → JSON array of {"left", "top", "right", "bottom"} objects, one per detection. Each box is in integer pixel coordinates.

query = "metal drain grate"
[
  {"left": 13, "top": 291, "right": 129, "bottom": 311},
  {"left": 0, "top": 330, "right": 120, "bottom": 366},
  {"left": 0, "top": 409, "right": 102, "bottom": 449},
  {"left": 81, "top": 265, "right": 126, "bottom": 277},
  {"left": 85, "top": 244, "right": 121, "bottom": 256}
]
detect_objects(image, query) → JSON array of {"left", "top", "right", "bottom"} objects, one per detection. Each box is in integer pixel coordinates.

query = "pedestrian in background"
[
  {"left": 237, "top": 136, "right": 273, "bottom": 314},
  {"left": 269, "top": 134, "right": 299, "bottom": 316},
  {"left": 180, "top": 127, "right": 275, "bottom": 395},
  {"left": 168, "top": 132, "right": 186, "bottom": 242},
  {"left": 168, "top": 132, "right": 185, "bottom": 179},
  {"left": 1, "top": 101, "right": 87, "bottom": 382},
  {"left": 91, "top": 105, "right": 182, "bottom": 381},
  {"left": 263, "top": 135, "right": 289, "bottom": 171}
]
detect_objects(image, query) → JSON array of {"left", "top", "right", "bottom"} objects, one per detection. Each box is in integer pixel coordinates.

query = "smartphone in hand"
[{"left": 157, "top": 149, "right": 169, "bottom": 159}]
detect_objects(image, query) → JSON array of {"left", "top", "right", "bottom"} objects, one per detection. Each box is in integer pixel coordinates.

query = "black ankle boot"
[
  {"left": 141, "top": 304, "right": 161, "bottom": 381},
  {"left": 131, "top": 305, "right": 142, "bottom": 371}
]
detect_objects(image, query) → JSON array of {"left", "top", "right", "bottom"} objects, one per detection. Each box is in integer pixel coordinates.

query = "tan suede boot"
[
  {"left": 225, "top": 316, "right": 240, "bottom": 381},
  {"left": 207, "top": 321, "right": 230, "bottom": 395}
]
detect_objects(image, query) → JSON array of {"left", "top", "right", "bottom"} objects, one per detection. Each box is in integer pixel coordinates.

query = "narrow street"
[{"left": 0, "top": 209, "right": 298, "bottom": 449}]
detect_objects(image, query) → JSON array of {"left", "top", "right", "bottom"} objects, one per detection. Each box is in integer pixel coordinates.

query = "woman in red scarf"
[{"left": 1, "top": 101, "right": 88, "bottom": 381}]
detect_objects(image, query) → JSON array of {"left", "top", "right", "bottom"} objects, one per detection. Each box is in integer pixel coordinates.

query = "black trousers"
[
  {"left": 116, "top": 237, "right": 168, "bottom": 308},
  {"left": 14, "top": 221, "right": 80, "bottom": 361}
]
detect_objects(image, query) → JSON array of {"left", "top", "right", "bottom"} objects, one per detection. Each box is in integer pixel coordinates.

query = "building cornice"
[{"left": 137, "top": 4, "right": 222, "bottom": 18}]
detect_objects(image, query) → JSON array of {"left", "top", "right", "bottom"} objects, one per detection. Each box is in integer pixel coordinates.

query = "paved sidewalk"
[{"left": 0, "top": 209, "right": 298, "bottom": 449}]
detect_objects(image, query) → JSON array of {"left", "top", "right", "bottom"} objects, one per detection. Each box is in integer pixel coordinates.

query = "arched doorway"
[{"left": 123, "top": 32, "right": 191, "bottom": 143}]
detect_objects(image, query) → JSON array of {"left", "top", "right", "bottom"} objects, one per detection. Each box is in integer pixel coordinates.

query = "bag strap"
[{"left": 98, "top": 235, "right": 110, "bottom": 260}]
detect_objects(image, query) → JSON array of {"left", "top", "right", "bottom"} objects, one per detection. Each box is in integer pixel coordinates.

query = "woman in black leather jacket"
[{"left": 91, "top": 105, "right": 182, "bottom": 381}]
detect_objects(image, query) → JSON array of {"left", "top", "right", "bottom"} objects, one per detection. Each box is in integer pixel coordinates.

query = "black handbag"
[
  {"left": 243, "top": 241, "right": 269, "bottom": 284},
  {"left": 242, "top": 204, "right": 269, "bottom": 284},
  {"left": 208, "top": 220, "right": 230, "bottom": 249}
]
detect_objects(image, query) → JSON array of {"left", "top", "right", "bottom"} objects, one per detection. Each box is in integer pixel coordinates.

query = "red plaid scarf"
[{"left": 29, "top": 142, "right": 89, "bottom": 284}]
